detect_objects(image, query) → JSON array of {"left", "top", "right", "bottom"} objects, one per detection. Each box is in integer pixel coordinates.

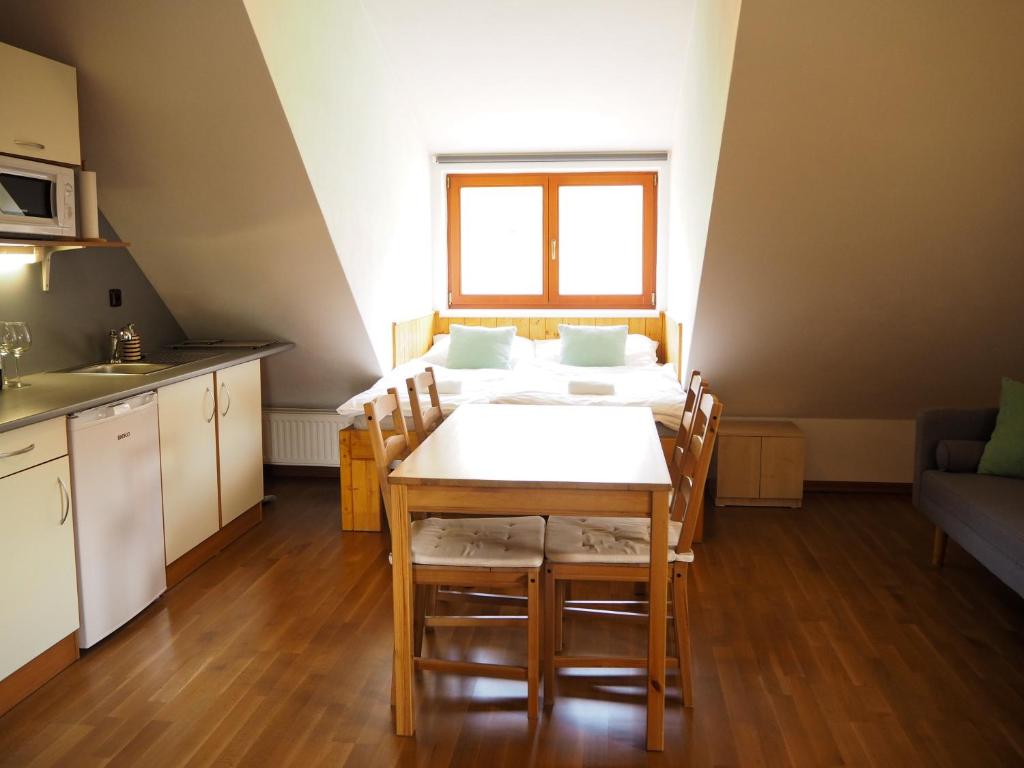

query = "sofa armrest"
[{"left": 913, "top": 408, "right": 998, "bottom": 507}]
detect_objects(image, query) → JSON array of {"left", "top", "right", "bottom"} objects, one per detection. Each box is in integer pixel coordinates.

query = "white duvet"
[{"left": 335, "top": 355, "right": 686, "bottom": 431}]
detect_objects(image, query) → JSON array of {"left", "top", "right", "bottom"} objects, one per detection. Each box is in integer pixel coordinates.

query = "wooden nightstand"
[{"left": 715, "top": 420, "right": 805, "bottom": 508}]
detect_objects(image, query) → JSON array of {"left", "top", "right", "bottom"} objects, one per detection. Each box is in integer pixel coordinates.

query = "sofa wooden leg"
[{"left": 932, "top": 526, "right": 948, "bottom": 567}]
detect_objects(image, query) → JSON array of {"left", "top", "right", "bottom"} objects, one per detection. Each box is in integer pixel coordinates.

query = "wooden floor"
[{"left": 1, "top": 479, "right": 1022, "bottom": 767}]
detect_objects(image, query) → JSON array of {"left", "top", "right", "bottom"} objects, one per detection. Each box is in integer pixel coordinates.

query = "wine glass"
[
  {"left": 0, "top": 322, "right": 10, "bottom": 388},
  {"left": 3, "top": 322, "right": 30, "bottom": 388}
]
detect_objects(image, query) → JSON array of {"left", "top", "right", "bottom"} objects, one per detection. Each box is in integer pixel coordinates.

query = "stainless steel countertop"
[{"left": 0, "top": 342, "right": 294, "bottom": 434}]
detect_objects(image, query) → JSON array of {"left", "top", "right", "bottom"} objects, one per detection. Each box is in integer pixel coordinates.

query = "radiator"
[{"left": 262, "top": 408, "right": 346, "bottom": 466}]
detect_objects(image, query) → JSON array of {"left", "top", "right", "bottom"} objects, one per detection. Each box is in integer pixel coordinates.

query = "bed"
[{"left": 338, "top": 311, "right": 684, "bottom": 530}]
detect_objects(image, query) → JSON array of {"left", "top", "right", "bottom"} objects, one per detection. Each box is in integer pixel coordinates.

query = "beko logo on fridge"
[{"left": 117, "top": 431, "right": 131, "bottom": 441}]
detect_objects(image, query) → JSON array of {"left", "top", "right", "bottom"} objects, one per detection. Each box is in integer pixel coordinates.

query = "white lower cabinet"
[
  {"left": 158, "top": 361, "right": 265, "bottom": 569},
  {"left": 158, "top": 373, "right": 220, "bottom": 564},
  {"left": 0, "top": 456, "right": 79, "bottom": 681},
  {"left": 216, "top": 360, "right": 264, "bottom": 526}
]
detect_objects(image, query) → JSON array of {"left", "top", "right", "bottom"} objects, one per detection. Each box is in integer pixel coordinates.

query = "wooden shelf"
[
  {"left": 0, "top": 238, "right": 131, "bottom": 291},
  {"left": 0, "top": 238, "right": 129, "bottom": 249}
]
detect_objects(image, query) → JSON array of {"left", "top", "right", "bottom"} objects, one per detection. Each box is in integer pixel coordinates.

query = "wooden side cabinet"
[{"left": 715, "top": 420, "right": 805, "bottom": 508}]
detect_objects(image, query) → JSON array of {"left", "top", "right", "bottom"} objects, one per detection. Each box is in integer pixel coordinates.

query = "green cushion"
[
  {"left": 446, "top": 324, "right": 516, "bottom": 369},
  {"left": 558, "top": 324, "right": 627, "bottom": 367},
  {"left": 978, "top": 377, "right": 1024, "bottom": 479}
]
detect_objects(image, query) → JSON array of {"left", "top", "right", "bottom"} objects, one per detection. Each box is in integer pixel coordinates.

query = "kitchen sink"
[{"left": 69, "top": 362, "right": 175, "bottom": 375}]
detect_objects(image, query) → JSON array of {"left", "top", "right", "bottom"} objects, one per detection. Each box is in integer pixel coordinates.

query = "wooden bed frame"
[{"left": 340, "top": 311, "right": 683, "bottom": 531}]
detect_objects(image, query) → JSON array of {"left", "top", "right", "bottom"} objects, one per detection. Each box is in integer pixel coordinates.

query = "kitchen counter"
[{"left": 0, "top": 342, "right": 293, "bottom": 434}]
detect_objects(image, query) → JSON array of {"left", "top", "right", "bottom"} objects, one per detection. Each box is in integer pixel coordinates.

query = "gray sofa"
[{"left": 914, "top": 408, "right": 1024, "bottom": 597}]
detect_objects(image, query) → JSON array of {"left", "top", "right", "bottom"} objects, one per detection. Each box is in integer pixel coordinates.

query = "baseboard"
[
  {"left": 264, "top": 463, "right": 337, "bottom": 479},
  {"left": 166, "top": 503, "right": 263, "bottom": 588},
  {"left": 0, "top": 632, "right": 79, "bottom": 718},
  {"left": 804, "top": 481, "right": 912, "bottom": 494}
]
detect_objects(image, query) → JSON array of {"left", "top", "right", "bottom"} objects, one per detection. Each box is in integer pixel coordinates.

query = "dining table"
[{"left": 387, "top": 403, "right": 673, "bottom": 751}]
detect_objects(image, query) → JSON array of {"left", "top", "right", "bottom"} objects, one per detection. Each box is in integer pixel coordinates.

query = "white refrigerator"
[{"left": 68, "top": 391, "right": 166, "bottom": 648}]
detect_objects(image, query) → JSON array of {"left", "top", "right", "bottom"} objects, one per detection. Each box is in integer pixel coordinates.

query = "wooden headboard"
[{"left": 392, "top": 311, "right": 684, "bottom": 380}]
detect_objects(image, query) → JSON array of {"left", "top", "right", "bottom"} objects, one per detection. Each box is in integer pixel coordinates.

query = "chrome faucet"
[{"left": 108, "top": 327, "right": 134, "bottom": 363}]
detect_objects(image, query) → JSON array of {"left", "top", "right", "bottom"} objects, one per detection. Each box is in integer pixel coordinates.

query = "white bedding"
[{"left": 335, "top": 354, "right": 686, "bottom": 432}]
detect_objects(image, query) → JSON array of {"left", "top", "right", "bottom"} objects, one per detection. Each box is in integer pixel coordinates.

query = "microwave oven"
[{"left": 0, "top": 154, "right": 77, "bottom": 238}]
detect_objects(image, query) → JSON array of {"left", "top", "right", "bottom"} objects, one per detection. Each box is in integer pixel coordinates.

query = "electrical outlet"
[{"left": 109, "top": 288, "right": 122, "bottom": 307}]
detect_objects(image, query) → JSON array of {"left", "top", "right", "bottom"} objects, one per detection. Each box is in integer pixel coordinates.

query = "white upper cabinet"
[
  {"left": 216, "top": 360, "right": 264, "bottom": 526},
  {"left": 0, "top": 42, "right": 81, "bottom": 166}
]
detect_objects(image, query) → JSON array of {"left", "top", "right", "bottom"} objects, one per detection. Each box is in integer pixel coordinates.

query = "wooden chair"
[
  {"left": 405, "top": 366, "right": 444, "bottom": 444},
  {"left": 670, "top": 370, "right": 706, "bottom": 485},
  {"left": 671, "top": 370, "right": 708, "bottom": 543},
  {"left": 543, "top": 392, "right": 723, "bottom": 708},
  {"left": 364, "top": 390, "right": 545, "bottom": 718}
]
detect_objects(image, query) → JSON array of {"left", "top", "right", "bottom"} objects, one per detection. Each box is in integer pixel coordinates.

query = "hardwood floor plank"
[{"left": 0, "top": 482, "right": 1021, "bottom": 767}]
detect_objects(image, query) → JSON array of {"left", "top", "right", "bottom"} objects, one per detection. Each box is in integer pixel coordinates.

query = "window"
[{"left": 447, "top": 172, "right": 657, "bottom": 309}]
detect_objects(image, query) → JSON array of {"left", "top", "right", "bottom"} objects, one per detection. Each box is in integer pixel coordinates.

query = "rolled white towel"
[
  {"left": 435, "top": 379, "right": 463, "bottom": 395},
  {"left": 568, "top": 380, "right": 615, "bottom": 395}
]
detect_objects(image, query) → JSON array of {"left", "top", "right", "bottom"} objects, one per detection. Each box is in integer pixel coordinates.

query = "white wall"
[
  {"left": 362, "top": 0, "right": 695, "bottom": 154},
  {"left": 665, "top": 0, "right": 742, "bottom": 374},
  {"left": 243, "top": 0, "right": 433, "bottom": 369}
]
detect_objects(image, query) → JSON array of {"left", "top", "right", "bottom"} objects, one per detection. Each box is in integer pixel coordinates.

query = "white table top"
[{"left": 390, "top": 404, "right": 672, "bottom": 491}]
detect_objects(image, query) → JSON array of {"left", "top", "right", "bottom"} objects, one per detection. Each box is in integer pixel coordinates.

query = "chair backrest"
[
  {"left": 670, "top": 391, "right": 723, "bottom": 555},
  {"left": 363, "top": 388, "right": 411, "bottom": 527},
  {"left": 670, "top": 370, "right": 707, "bottom": 485},
  {"left": 406, "top": 366, "right": 443, "bottom": 443}
]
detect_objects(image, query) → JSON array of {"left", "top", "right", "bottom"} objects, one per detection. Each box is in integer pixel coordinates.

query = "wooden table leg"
[
  {"left": 646, "top": 489, "right": 669, "bottom": 751},
  {"left": 390, "top": 485, "right": 415, "bottom": 736}
]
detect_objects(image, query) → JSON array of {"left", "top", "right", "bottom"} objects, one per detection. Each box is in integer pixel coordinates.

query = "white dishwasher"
[{"left": 68, "top": 391, "right": 166, "bottom": 648}]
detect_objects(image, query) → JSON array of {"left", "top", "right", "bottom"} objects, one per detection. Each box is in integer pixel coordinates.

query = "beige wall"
[
  {"left": 666, "top": 0, "right": 742, "bottom": 370},
  {"left": 690, "top": 0, "right": 1024, "bottom": 426},
  {"left": 0, "top": 0, "right": 381, "bottom": 407}
]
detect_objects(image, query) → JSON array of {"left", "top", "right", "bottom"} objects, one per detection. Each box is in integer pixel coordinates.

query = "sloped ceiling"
[
  {"left": 243, "top": 0, "right": 433, "bottom": 371},
  {"left": 689, "top": 0, "right": 1024, "bottom": 418},
  {"left": 360, "top": 0, "right": 696, "bottom": 152},
  {"left": 0, "top": 0, "right": 379, "bottom": 408}
]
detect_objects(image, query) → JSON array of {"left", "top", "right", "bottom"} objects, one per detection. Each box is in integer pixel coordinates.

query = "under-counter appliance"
[
  {"left": 0, "top": 154, "right": 76, "bottom": 238},
  {"left": 68, "top": 391, "right": 165, "bottom": 648}
]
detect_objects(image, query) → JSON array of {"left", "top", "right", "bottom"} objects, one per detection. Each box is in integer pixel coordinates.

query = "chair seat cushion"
[
  {"left": 411, "top": 516, "right": 545, "bottom": 568},
  {"left": 544, "top": 516, "right": 693, "bottom": 564}
]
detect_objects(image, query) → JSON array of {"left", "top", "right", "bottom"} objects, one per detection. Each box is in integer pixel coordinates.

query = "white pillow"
[
  {"left": 535, "top": 333, "right": 658, "bottom": 366},
  {"left": 625, "top": 334, "right": 659, "bottom": 366},
  {"left": 422, "top": 331, "right": 534, "bottom": 366}
]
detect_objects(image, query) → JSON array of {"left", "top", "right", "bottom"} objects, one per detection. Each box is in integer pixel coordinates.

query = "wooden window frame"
[{"left": 447, "top": 171, "right": 657, "bottom": 309}]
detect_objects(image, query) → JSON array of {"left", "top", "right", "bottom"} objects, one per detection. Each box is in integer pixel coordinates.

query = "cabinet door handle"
[
  {"left": 0, "top": 443, "right": 35, "bottom": 460},
  {"left": 57, "top": 476, "right": 70, "bottom": 525},
  {"left": 14, "top": 139, "right": 46, "bottom": 150},
  {"left": 203, "top": 387, "right": 216, "bottom": 423},
  {"left": 219, "top": 382, "right": 232, "bottom": 417}
]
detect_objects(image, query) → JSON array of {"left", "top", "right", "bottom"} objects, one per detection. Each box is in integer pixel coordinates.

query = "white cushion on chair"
[
  {"left": 411, "top": 516, "right": 545, "bottom": 568},
  {"left": 544, "top": 516, "right": 692, "bottom": 564}
]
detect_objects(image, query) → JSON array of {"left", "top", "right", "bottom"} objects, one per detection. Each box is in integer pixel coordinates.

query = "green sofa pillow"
[
  {"left": 446, "top": 324, "right": 516, "bottom": 369},
  {"left": 978, "top": 377, "right": 1024, "bottom": 479},
  {"left": 559, "top": 324, "right": 627, "bottom": 367}
]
